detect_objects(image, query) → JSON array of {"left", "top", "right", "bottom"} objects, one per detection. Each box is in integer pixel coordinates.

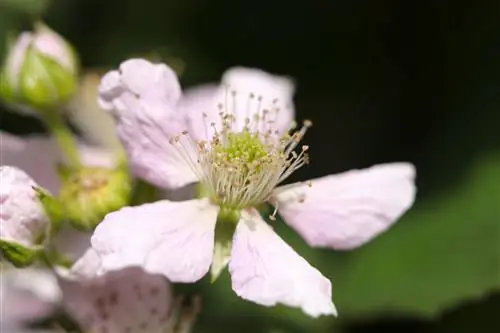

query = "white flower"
[{"left": 91, "top": 59, "right": 417, "bottom": 318}]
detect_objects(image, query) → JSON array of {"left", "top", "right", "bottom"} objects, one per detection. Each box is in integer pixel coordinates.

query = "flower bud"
[
  {"left": 0, "top": 22, "right": 79, "bottom": 110},
  {"left": 0, "top": 166, "right": 50, "bottom": 267},
  {"left": 58, "top": 166, "right": 132, "bottom": 230}
]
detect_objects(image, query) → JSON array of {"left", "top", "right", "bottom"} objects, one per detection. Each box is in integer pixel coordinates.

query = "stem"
[{"left": 41, "top": 109, "right": 82, "bottom": 167}]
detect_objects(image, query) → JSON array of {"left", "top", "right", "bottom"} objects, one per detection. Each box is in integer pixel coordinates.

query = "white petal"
[
  {"left": 59, "top": 264, "right": 175, "bottom": 333},
  {"left": 5, "top": 32, "right": 33, "bottom": 86},
  {"left": 0, "top": 166, "right": 50, "bottom": 246},
  {"left": 229, "top": 209, "right": 336, "bottom": 318},
  {"left": 185, "top": 68, "right": 296, "bottom": 142},
  {"left": 98, "top": 65, "right": 198, "bottom": 189},
  {"left": 221, "top": 67, "right": 295, "bottom": 136},
  {"left": 179, "top": 84, "right": 220, "bottom": 142},
  {"left": 119, "top": 58, "right": 181, "bottom": 101},
  {"left": 0, "top": 132, "right": 60, "bottom": 193},
  {"left": 91, "top": 198, "right": 218, "bottom": 282},
  {"left": 0, "top": 267, "right": 60, "bottom": 326},
  {"left": 273, "top": 163, "right": 417, "bottom": 250}
]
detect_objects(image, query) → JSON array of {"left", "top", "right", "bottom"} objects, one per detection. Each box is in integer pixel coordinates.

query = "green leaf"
[
  {"left": 327, "top": 154, "right": 500, "bottom": 319},
  {"left": 0, "top": 239, "right": 42, "bottom": 267}
]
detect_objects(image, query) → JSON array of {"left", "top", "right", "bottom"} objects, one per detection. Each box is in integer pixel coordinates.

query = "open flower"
[
  {"left": 91, "top": 59, "right": 416, "bottom": 317},
  {"left": 57, "top": 249, "right": 200, "bottom": 333}
]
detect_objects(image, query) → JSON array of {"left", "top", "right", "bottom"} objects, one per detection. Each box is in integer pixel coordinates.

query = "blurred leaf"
[
  {"left": 329, "top": 154, "right": 500, "bottom": 319},
  {"left": 0, "top": 0, "right": 50, "bottom": 15}
]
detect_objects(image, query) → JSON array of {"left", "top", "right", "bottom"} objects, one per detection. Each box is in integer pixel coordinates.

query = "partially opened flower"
[
  {"left": 0, "top": 166, "right": 51, "bottom": 266},
  {"left": 91, "top": 59, "right": 416, "bottom": 317},
  {"left": 57, "top": 249, "right": 200, "bottom": 333}
]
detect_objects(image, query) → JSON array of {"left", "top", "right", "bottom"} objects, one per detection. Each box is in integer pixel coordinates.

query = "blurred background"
[{"left": 0, "top": 0, "right": 499, "bottom": 332}]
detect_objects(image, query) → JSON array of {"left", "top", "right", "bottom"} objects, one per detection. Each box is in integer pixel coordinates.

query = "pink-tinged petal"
[
  {"left": 91, "top": 198, "right": 218, "bottom": 282},
  {"left": 221, "top": 67, "right": 295, "bottom": 136},
  {"left": 0, "top": 267, "right": 60, "bottom": 327},
  {"left": 185, "top": 68, "right": 296, "bottom": 142},
  {"left": 33, "top": 23, "right": 75, "bottom": 72},
  {"left": 5, "top": 32, "right": 33, "bottom": 86},
  {"left": 179, "top": 84, "right": 220, "bottom": 142},
  {"left": 98, "top": 64, "right": 197, "bottom": 189},
  {"left": 0, "top": 132, "right": 60, "bottom": 193},
  {"left": 229, "top": 209, "right": 336, "bottom": 318},
  {"left": 75, "top": 141, "right": 116, "bottom": 169},
  {"left": 59, "top": 252, "right": 175, "bottom": 333},
  {"left": 0, "top": 166, "right": 50, "bottom": 247},
  {"left": 119, "top": 59, "right": 181, "bottom": 101},
  {"left": 273, "top": 163, "right": 417, "bottom": 250}
]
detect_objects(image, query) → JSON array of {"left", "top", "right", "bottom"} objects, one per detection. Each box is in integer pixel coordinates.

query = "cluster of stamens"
[{"left": 169, "top": 90, "right": 312, "bottom": 210}]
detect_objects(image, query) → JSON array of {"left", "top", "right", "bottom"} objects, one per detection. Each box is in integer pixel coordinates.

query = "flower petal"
[
  {"left": 119, "top": 58, "right": 181, "bottom": 101},
  {"left": 229, "top": 209, "right": 336, "bottom": 318},
  {"left": 273, "top": 163, "right": 417, "bottom": 250},
  {"left": 0, "top": 132, "right": 60, "bottom": 193},
  {"left": 59, "top": 253, "right": 175, "bottom": 333},
  {"left": 91, "top": 198, "right": 218, "bottom": 282},
  {"left": 179, "top": 84, "right": 220, "bottom": 142},
  {"left": 0, "top": 267, "right": 60, "bottom": 327},
  {"left": 221, "top": 67, "right": 295, "bottom": 136},
  {"left": 185, "top": 68, "right": 295, "bottom": 142},
  {"left": 98, "top": 62, "right": 198, "bottom": 189}
]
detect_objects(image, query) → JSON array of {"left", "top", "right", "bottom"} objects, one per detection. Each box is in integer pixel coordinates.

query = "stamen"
[{"left": 167, "top": 89, "right": 312, "bottom": 209}]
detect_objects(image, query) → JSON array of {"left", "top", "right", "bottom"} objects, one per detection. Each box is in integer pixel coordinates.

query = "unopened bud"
[
  {"left": 0, "top": 166, "right": 50, "bottom": 267},
  {"left": 58, "top": 166, "right": 132, "bottom": 230},
  {"left": 0, "top": 22, "right": 79, "bottom": 110}
]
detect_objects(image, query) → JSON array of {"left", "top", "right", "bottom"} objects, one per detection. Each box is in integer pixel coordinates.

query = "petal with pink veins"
[
  {"left": 58, "top": 249, "right": 175, "bottom": 333},
  {"left": 273, "top": 163, "right": 417, "bottom": 250}
]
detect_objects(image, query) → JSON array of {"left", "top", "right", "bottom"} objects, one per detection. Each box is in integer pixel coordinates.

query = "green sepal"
[
  {"left": 0, "top": 239, "right": 43, "bottom": 268},
  {"left": 33, "top": 186, "right": 64, "bottom": 235}
]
